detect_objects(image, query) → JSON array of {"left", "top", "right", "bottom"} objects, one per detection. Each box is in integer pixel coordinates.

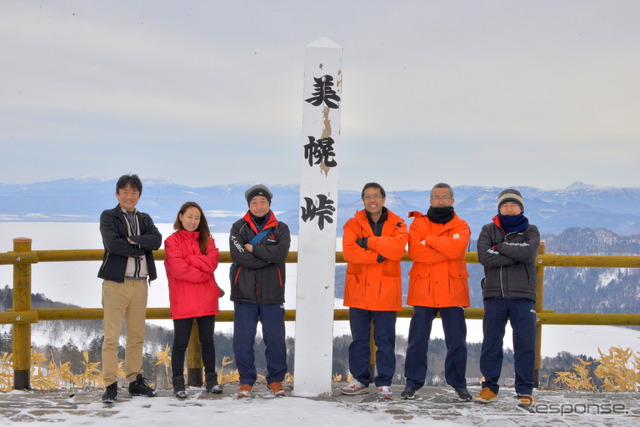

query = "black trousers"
[{"left": 171, "top": 315, "right": 216, "bottom": 377}]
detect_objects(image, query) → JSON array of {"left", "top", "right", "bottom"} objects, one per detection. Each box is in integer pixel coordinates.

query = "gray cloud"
[{"left": 1, "top": 0, "right": 639, "bottom": 190}]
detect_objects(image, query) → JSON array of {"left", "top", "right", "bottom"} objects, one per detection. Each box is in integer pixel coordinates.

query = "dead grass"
[
  {"left": 555, "top": 345, "right": 640, "bottom": 391},
  {"left": 0, "top": 348, "right": 293, "bottom": 392},
  {"left": 6, "top": 344, "right": 636, "bottom": 392}
]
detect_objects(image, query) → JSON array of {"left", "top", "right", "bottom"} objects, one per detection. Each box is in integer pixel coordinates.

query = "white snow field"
[{"left": 0, "top": 385, "right": 639, "bottom": 426}]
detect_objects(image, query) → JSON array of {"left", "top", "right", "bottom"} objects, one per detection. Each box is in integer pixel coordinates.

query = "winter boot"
[
  {"left": 128, "top": 374, "right": 157, "bottom": 397},
  {"left": 473, "top": 387, "right": 498, "bottom": 403},
  {"left": 173, "top": 375, "right": 187, "bottom": 399},
  {"left": 101, "top": 382, "right": 118, "bottom": 404},
  {"left": 205, "top": 372, "right": 223, "bottom": 394},
  {"left": 268, "top": 381, "right": 286, "bottom": 397},
  {"left": 236, "top": 384, "right": 253, "bottom": 398}
]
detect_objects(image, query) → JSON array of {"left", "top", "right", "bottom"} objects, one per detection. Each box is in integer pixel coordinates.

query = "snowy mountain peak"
[
  {"left": 566, "top": 181, "right": 596, "bottom": 190},
  {"left": 72, "top": 176, "right": 109, "bottom": 183}
]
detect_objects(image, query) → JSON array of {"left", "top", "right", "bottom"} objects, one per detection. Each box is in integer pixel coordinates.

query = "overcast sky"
[{"left": 2, "top": 1, "right": 639, "bottom": 191}]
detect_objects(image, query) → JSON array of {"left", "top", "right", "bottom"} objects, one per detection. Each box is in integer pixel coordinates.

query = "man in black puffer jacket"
[
  {"left": 229, "top": 184, "right": 291, "bottom": 398},
  {"left": 474, "top": 189, "right": 540, "bottom": 408}
]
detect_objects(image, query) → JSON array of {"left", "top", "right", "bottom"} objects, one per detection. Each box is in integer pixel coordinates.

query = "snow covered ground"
[{"left": 0, "top": 385, "right": 639, "bottom": 426}]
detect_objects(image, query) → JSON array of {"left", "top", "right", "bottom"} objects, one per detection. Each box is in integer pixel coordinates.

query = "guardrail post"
[
  {"left": 534, "top": 241, "right": 545, "bottom": 388},
  {"left": 369, "top": 320, "right": 376, "bottom": 384},
  {"left": 12, "top": 238, "right": 33, "bottom": 390},
  {"left": 186, "top": 319, "right": 204, "bottom": 386}
]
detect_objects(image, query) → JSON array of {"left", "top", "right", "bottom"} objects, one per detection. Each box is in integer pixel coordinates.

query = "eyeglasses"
[
  {"left": 431, "top": 197, "right": 452, "bottom": 201},
  {"left": 363, "top": 194, "right": 383, "bottom": 200}
]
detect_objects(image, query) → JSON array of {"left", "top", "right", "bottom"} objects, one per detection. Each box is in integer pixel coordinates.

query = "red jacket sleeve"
[
  {"left": 164, "top": 235, "right": 210, "bottom": 283},
  {"left": 187, "top": 238, "right": 220, "bottom": 274}
]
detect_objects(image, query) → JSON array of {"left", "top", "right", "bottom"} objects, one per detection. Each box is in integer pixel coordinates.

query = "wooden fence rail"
[{"left": 2, "top": 238, "right": 639, "bottom": 390}]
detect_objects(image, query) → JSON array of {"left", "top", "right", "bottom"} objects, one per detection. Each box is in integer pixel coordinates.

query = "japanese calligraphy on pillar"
[
  {"left": 304, "top": 136, "right": 337, "bottom": 168},
  {"left": 300, "top": 194, "right": 335, "bottom": 231},
  {"left": 294, "top": 37, "right": 343, "bottom": 397},
  {"left": 300, "top": 74, "right": 340, "bottom": 228},
  {"left": 304, "top": 74, "right": 340, "bottom": 181},
  {"left": 305, "top": 74, "right": 341, "bottom": 108}
]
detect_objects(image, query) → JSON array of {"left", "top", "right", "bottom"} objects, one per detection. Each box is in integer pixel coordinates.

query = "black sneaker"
[
  {"left": 128, "top": 374, "right": 157, "bottom": 397},
  {"left": 102, "top": 382, "right": 118, "bottom": 404},
  {"left": 400, "top": 386, "right": 417, "bottom": 400},
  {"left": 454, "top": 386, "right": 473, "bottom": 402}
]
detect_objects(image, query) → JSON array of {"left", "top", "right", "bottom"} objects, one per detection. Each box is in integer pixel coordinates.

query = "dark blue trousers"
[
  {"left": 404, "top": 306, "right": 468, "bottom": 390},
  {"left": 348, "top": 307, "right": 397, "bottom": 387},
  {"left": 480, "top": 298, "right": 536, "bottom": 395},
  {"left": 172, "top": 315, "right": 216, "bottom": 377},
  {"left": 233, "top": 301, "right": 287, "bottom": 385}
]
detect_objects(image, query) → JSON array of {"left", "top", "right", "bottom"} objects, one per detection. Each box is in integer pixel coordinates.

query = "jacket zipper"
[{"left": 500, "top": 231, "right": 516, "bottom": 297}]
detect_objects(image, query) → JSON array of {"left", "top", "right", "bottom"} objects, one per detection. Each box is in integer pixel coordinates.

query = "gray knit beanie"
[
  {"left": 497, "top": 189, "right": 524, "bottom": 212},
  {"left": 245, "top": 184, "right": 273, "bottom": 206}
]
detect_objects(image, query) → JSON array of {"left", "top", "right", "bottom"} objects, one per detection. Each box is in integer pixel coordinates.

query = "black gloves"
[
  {"left": 356, "top": 237, "right": 383, "bottom": 261},
  {"left": 356, "top": 237, "right": 369, "bottom": 249}
]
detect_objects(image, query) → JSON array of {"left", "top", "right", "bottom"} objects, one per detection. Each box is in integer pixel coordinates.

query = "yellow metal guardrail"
[{"left": 2, "top": 238, "right": 640, "bottom": 389}]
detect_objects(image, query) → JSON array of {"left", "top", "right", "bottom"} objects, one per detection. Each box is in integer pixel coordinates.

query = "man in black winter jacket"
[
  {"left": 229, "top": 184, "right": 291, "bottom": 398},
  {"left": 474, "top": 189, "right": 540, "bottom": 408},
  {"left": 98, "top": 174, "right": 162, "bottom": 404}
]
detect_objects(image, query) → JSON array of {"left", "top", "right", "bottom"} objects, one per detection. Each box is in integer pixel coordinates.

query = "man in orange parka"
[
  {"left": 401, "top": 182, "right": 472, "bottom": 401},
  {"left": 340, "top": 182, "right": 409, "bottom": 398}
]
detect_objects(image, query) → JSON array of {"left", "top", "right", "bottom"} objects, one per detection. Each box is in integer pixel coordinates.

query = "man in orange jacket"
[
  {"left": 401, "top": 183, "right": 472, "bottom": 401},
  {"left": 340, "top": 182, "right": 408, "bottom": 399}
]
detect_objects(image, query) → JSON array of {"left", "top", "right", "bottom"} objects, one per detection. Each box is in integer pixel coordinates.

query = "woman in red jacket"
[{"left": 165, "top": 201, "right": 222, "bottom": 398}]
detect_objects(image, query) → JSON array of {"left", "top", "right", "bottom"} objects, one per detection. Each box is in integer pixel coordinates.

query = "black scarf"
[
  {"left": 498, "top": 213, "right": 529, "bottom": 233},
  {"left": 251, "top": 212, "right": 271, "bottom": 231},
  {"left": 427, "top": 206, "right": 454, "bottom": 224}
]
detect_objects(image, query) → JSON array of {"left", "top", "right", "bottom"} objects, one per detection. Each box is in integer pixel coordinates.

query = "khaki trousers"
[{"left": 101, "top": 278, "right": 148, "bottom": 385}]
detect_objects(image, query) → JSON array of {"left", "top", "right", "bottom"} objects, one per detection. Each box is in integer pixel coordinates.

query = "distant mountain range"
[{"left": 1, "top": 177, "right": 640, "bottom": 236}]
